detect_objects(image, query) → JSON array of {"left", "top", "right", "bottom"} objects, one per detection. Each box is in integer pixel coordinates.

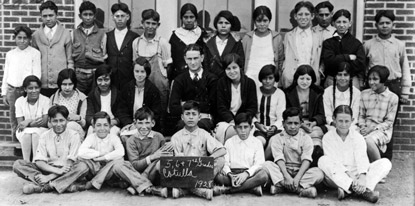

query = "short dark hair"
[
  {"left": 258, "top": 64, "right": 279, "bottom": 82},
  {"left": 79, "top": 1, "right": 96, "bottom": 14},
  {"left": 315, "top": 1, "right": 334, "bottom": 13},
  {"left": 291, "top": 64, "right": 317, "bottom": 87},
  {"left": 142, "top": 9, "right": 160, "bottom": 22},
  {"left": 57, "top": 69, "right": 77, "bottom": 91},
  {"left": 234, "top": 113, "right": 252, "bottom": 126},
  {"left": 231, "top": 16, "right": 241, "bottom": 31},
  {"left": 333, "top": 9, "right": 351, "bottom": 22},
  {"left": 375, "top": 10, "right": 395, "bottom": 23},
  {"left": 22, "top": 75, "right": 41, "bottom": 89},
  {"left": 184, "top": 43, "right": 204, "bottom": 55},
  {"left": 294, "top": 1, "right": 314, "bottom": 14},
  {"left": 182, "top": 100, "right": 200, "bottom": 113},
  {"left": 48, "top": 105, "right": 69, "bottom": 119},
  {"left": 253, "top": 6, "right": 272, "bottom": 21},
  {"left": 39, "top": 1, "right": 58, "bottom": 14},
  {"left": 283, "top": 107, "right": 303, "bottom": 121},
  {"left": 213, "top": 10, "right": 234, "bottom": 30},
  {"left": 14, "top": 25, "right": 32, "bottom": 39},
  {"left": 368, "top": 65, "right": 390, "bottom": 83},
  {"left": 222, "top": 53, "right": 244, "bottom": 73},
  {"left": 94, "top": 64, "right": 112, "bottom": 83},
  {"left": 333, "top": 105, "right": 353, "bottom": 119},
  {"left": 110, "top": 2, "right": 131, "bottom": 28},
  {"left": 134, "top": 57, "right": 151, "bottom": 77},
  {"left": 93, "top": 111, "right": 111, "bottom": 125},
  {"left": 134, "top": 107, "right": 155, "bottom": 121},
  {"left": 180, "top": 3, "right": 198, "bottom": 19}
]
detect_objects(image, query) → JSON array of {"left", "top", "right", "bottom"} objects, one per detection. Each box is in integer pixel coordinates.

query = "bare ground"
[{"left": 0, "top": 152, "right": 413, "bottom": 206}]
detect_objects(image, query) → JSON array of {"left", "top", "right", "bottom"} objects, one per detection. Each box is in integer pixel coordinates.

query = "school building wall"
[{"left": 0, "top": 0, "right": 414, "bottom": 151}]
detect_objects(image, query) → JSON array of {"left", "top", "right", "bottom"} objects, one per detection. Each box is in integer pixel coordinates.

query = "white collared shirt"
[
  {"left": 133, "top": 86, "right": 144, "bottom": 116},
  {"left": 215, "top": 36, "right": 228, "bottom": 56},
  {"left": 82, "top": 25, "right": 94, "bottom": 36},
  {"left": 313, "top": 24, "right": 336, "bottom": 41},
  {"left": 189, "top": 69, "right": 203, "bottom": 80},
  {"left": 114, "top": 28, "right": 128, "bottom": 50},
  {"left": 230, "top": 83, "right": 242, "bottom": 115},
  {"left": 78, "top": 133, "right": 125, "bottom": 161},
  {"left": 295, "top": 27, "right": 313, "bottom": 65},
  {"left": 100, "top": 91, "right": 114, "bottom": 119},
  {"left": 1, "top": 46, "right": 41, "bottom": 95},
  {"left": 223, "top": 134, "right": 265, "bottom": 177},
  {"left": 175, "top": 27, "right": 202, "bottom": 45},
  {"left": 44, "top": 24, "right": 58, "bottom": 40}
]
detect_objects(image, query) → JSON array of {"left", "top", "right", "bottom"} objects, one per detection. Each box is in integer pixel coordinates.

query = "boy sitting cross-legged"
[
  {"left": 75, "top": 111, "right": 166, "bottom": 197},
  {"left": 126, "top": 107, "right": 173, "bottom": 195},
  {"left": 262, "top": 107, "right": 324, "bottom": 198},
  {"left": 214, "top": 113, "right": 268, "bottom": 196},
  {"left": 170, "top": 100, "right": 226, "bottom": 200}
]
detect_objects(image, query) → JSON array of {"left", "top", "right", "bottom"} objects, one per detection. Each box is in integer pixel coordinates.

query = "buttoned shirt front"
[
  {"left": 78, "top": 133, "right": 125, "bottom": 161},
  {"left": 171, "top": 127, "right": 224, "bottom": 156},
  {"left": 223, "top": 134, "right": 265, "bottom": 176},
  {"left": 295, "top": 27, "right": 313, "bottom": 65},
  {"left": 215, "top": 36, "right": 228, "bottom": 56},
  {"left": 313, "top": 24, "right": 336, "bottom": 41},
  {"left": 114, "top": 28, "right": 128, "bottom": 50},
  {"left": 44, "top": 24, "right": 58, "bottom": 40},
  {"left": 189, "top": 69, "right": 203, "bottom": 81}
]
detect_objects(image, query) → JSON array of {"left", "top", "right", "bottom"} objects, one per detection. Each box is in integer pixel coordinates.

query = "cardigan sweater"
[
  {"left": 285, "top": 85, "right": 327, "bottom": 133},
  {"left": 86, "top": 86, "right": 120, "bottom": 128},
  {"left": 322, "top": 32, "right": 366, "bottom": 79},
  {"left": 216, "top": 75, "right": 258, "bottom": 123},
  {"left": 106, "top": 29, "right": 139, "bottom": 89},
  {"left": 116, "top": 79, "right": 161, "bottom": 129},
  {"left": 169, "top": 70, "right": 218, "bottom": 117},
  {"left": 32, "top": 21, "right": 74, "bottom": 89},
  {"left": 203, "top": 35, "right": 245, "bottom": 78}
]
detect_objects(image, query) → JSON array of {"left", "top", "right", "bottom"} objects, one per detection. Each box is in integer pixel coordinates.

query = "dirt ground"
[{"left": 0, "top": 153, "right": 413, "bottom": 206}]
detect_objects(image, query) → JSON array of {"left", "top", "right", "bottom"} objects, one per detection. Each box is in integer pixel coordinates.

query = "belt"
[{"left": 75, "top": 67, "right": 96, "bottom": 74}]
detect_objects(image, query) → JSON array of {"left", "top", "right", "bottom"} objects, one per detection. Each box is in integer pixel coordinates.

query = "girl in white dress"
[{"left": 15, "top": 75, "right": 49, "bottom": 161}]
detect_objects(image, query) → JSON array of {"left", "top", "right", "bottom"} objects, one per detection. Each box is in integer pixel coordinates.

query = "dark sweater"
[
  {"left": 322, "top": 32, "right": 366, "bottom": 78},
  {"left": 116, "top": 79, "right": 162, "bottom": 130},
  {"left": 285, "top": 85, "right": 327, "bottom": 133},
  {"left": 126, "top": 131, "right": 165, "bottom": 172},
  {"left": 86, "top": 86, "right": 120, "bottom": 128},
  {"left": 169, "top": 70, "right": 218, "bottom": 116},
  {"left": 216, "top": 75, "right": 257, "bottom": 123},
  {"left": 203, "top": 35, "right": 245, "bottom": 78},
  {"left": 168, "top": 30, "right": 206, "bottom": 81}
]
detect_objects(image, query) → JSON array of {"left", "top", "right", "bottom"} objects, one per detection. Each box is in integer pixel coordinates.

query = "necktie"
[
  {"left": 47, "top": 30, "right": 53, "bottom": 42},
  {"left": 193, "top": 73, "right": 199, "bottom": 83}
]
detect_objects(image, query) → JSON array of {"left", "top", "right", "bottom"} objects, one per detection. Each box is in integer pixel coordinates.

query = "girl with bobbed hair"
[
  {"left": 204, "top": 10, "right": 245, "bottom": 78},
  {"left": 15, "top": 75, "right": 49, "bottom": 161},
  {"left": 50, "top": 69, "right": 87, "bottom": 139},
  {"left": 284, "top": 65, "right": 327, "bottom": 166}
]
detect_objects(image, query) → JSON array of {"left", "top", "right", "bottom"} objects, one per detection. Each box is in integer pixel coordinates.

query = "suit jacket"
[
  {"left": 204, "top": 35, "right": 245, "bottom": 78},
  {"left": 116, "top": 79, "right": 162, "bottom": 130},
  {"left": 106, "top": 29, "right": 139, "bottom": 89},
  {"left": 285, "top": 85, "right": 327, "bottom": 133},
  {"left": 216, "top": 75, "right": 257, "bottom": 123},
  {"left": 281, "top": 28, "right": 322, "bottom": 88}
]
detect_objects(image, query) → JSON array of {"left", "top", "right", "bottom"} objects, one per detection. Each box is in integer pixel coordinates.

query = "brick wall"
[
  {"left": 0, "top": 0, "right": 414, "bottom": 151},
  {"left": 364, "top": 0, "right": 415, "bottom": 152},
  {"left": 0, "top": 0, "right": 74, "bottom": 141}
]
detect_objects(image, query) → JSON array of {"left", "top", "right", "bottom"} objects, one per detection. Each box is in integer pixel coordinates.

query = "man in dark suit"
[{"left": 106, "top": 3, "right": 139, "bottom": 89}]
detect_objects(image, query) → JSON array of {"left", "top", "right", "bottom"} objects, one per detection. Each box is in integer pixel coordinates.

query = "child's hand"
[
  {"left": 93, "top": 156, "right": 106, "bottom": 162},
  {"left": 267, "top": 126, "right": 277, "bottom": 137},
  {"left": 301, "top": 123, "right": 312, "bottom": 133},
  {"left": 68, "top": 113, "right": 79, "bottom": 121},
  {"left": 283, "top": 175, "right": 295, "bottom": 192},
  {"left": 233, "top": 172, "right": 249, "bottom": 187},
  {"left": 150, "top": 150, "right": 163, "bottom": 161},
  {"left": 349, "top": 54, "right": 357, "bottom": 61},
  {"left": 161, "top": 142, "right": 174, "bottom": 152},
  {"left": 352, "top": 174, "right": 366, "bottom": 194},
  {"left": 17, "top": 120, "right": 31, "bottom": 131}
]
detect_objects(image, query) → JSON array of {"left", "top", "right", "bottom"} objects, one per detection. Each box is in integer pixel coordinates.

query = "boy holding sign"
[
  {"left": 170, "top": 100, "right": 226, "bottom": 200},
  {"left": 126, "top": 107, "right": 173, "bottom": 192},
  {"left": 214, "top": 113, "right": 268, "bottom": 196}
]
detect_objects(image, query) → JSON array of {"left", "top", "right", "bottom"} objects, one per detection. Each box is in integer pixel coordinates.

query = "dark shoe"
[
  {"left": 147, "top": 186, "right": 168, "bottom": 198},
  {"left": 213, "top": 185, "right": 231, "bottom": 196},
  {"left": 299, "top": 186, "right": 317, "bottom": 198},
  {"left": 360, "top": 189, "right": 379, "bottom": 203},
  {"left": 23, "top": 183, "right": 52, "bottom": 194},
  {"left": 172, "top": 188, "right": 188, "bottom": 199},
  {"left": 189, "top": 188, "right": 213, "bottom": 200},
  {"left": 250, "top": 186, "right": 263, "bottom": 196},
  {"left": 270, "top": 185, "right": 285, "bottom": 195},
  {"left": 66, "top": 181, "right": 93, "bottom": 193}
]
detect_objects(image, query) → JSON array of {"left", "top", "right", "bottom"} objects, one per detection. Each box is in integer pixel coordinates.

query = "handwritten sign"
[{"left": 160, "top": 156, "right": 214, "bottom": 188}]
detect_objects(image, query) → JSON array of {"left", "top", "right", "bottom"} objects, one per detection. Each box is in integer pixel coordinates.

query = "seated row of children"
[{"left": 13, "top": 101, "right": 391, "bottom": 203}]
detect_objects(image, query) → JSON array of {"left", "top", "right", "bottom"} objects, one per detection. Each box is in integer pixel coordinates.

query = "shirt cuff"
[
  {"left": 146, "top": 156, "right": 152, "bottom": 165},
  {"left": 222, "top": 165, "right": 232, "bottom": 175}
]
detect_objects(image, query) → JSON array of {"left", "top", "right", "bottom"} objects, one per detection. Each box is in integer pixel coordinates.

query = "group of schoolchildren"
[{"left": 3, "top": 0, "right": 409, "bottom": 203}]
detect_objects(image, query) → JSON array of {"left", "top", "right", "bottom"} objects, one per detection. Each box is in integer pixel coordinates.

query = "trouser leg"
[
  {"left": 298, "top": 167, "right": 324, "bottom": 189},
  {"left": 365, "top": 158, "right": 392, "bottom": 191},
  {"left": 111, "top": 160, "right": 153, "bottom": 193},
  {"left": 50, "top": 161, "right": 90, "bottom": 193},
  {"left": 13, "top": 159, "right": 42, "bottom": 184},
  {"left": 230, "top": 169, "right": 268, "bottom": 193},
  {"left": 262, "top": 161, "right": 284, "bottom": 185},
  {"left": 318, "top": 156, "right": 354, "bottom": 193}
]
